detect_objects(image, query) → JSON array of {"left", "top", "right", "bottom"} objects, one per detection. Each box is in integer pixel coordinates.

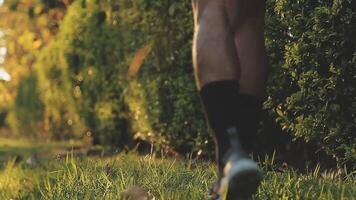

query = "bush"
[
  {"left": 0, "top": 0, "right": 71, "bottom": 139},
  {"left": 35, "top": 41, "right": 85, "bottom": 140},
  {"left": 265, "top": 0, "right": 356, "bottom": 164},
  {"left": 120, "top": 1, "right": 210, "bottom": 154},
  {"left": 10, "top": 73, "right": 44, "bottom": 137},
  {"left": 28, "top": 0, "right": 210, "bottom": 153},
  {"left": 33, "top": 1, "right": 126, "bottom": 145}
]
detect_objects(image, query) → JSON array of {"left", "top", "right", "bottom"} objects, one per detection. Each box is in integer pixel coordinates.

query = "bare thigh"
[
  {"left": 224, "top": 0, "right": 265, "bottom": 30},
  {"left": 226, "top": 0, "right": 268, "bottom": 96},
  {"left": 192, "top": 0, "right": 240, "bottom": 89}
]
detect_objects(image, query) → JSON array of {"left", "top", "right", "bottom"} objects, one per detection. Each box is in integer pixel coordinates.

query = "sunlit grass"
[
  {"left": 0, "top": 158, "right": 36, "bottom": 199},
  {"left": 0, "top": 153, "right": 354, "bottom": 200},
  {"left": 0, "top": 138, "right": 355, "bottom": 200}
]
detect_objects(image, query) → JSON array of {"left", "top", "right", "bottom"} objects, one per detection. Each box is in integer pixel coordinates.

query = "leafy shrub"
[
  {"left": 265, "top": 0, "right": 356, "bottom": 164},
  {"left": 120, "top": 1, "right": 210, "bottom": 154},
  {"left": 30, "top": 0, "right": 210, "bottom": 152},
  {"left": 4, "top": 73, "right": 44, "bottom": 137},
  {"left": 34, "top": 1, "right": 132, "bottom": 146},
  {"left": 35, "top": 42, "right": 84, "bottom": 140},
  {"left": 0, "top": 0, "right": 71, "bottom": 138}
]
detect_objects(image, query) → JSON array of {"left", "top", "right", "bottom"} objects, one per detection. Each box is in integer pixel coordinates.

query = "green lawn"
[{"left": 0, "top": 137, "right": 355, "bottom": 200}]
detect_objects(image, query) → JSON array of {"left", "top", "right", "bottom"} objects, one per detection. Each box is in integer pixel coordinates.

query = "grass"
[{"left": 0, "top": 138, "right": 355, "bottom": 200}]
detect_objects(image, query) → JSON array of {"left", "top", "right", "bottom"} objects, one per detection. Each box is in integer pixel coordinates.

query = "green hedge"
[
  {"left": 35, "top": 41, "right": 84, "bottom": 140},
  {"left": 7, "top": 73, "right": 44, "bottom": 137},
  {"left": 121, "top": 1, "right": 210, "bottom": 154},
  {"left": 35, "top": 1, "right": 129, "bottom": 145},
  {"left": 32, "top": 0, "right": 208, "bottom": 152},
  {"left": 264, "top": 0, "right": 356, "bottom": 164}
]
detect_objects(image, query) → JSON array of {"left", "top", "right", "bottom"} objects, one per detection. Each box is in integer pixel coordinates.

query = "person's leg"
[
  {"left": 222, "top": 1, "right": 268, "bottom": 199},
  {"left": 192, "top": 0, "right": 241, "bottom": 178},
  {"left": 226, "top": 0, "right": 269, "bottom": 153},
  {"left": 192, "top": 0, "right": 268, "bottom": 199},
  {"left": 232, "top": 0, "right": 268, "bottom": 97},
  {"left": 192, "top": 0, "right": 240, "bottom": 89}
]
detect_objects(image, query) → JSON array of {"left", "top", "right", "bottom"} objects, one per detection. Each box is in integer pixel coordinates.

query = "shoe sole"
[{"left": 220, "top": 159, "right": 262, "bottom": 200}]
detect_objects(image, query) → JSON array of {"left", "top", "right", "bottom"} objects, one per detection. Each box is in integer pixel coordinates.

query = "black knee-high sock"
[
  {"left": 199, "top": 80, "right": 263, "bottom": 172},
  {"left": 199, "top": 80, "right": 240, "bottom": 172},
  {"left": 236, "top": 94, "right": 263, "bottom": 153}
]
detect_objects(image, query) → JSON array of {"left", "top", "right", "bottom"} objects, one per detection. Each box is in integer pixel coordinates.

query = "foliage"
[
  {"left": 120, "top": 1, "right": 209, "bottom": 154},
  {"left": 12, "top": 73, "right": 43, "bottom": 137},
  {"left": 37, "top": 1, "right": 130, "bottom": 145},
  {"left": 35, "top": 41, "right": 84, "bottom": 140},
  {"left": 0, "top": 0, "right": 67, "bottom": 136},
  {"left": 264, "top": 0, "right": 356, "bottom": 164},
  {"left": 31, "top": 0, "right": 209, "bottom": 152}
]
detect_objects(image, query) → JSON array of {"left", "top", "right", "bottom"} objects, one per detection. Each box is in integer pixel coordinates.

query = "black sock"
[
  {"left": 236, "top": 94, "right": 263, "bottom": 153},
  {"left": 199, "top": 80, "right": 263, "bottom": 172},
  {"left": 199, "top": 80, "right": 240, "bottom": 172}
]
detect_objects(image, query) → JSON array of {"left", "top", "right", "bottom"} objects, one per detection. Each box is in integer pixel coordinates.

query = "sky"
[
  {"left": 0, "top": 68, "right": 11, "bottom": 81},
  {"left": 0, "top": 0, "right": 9, "bottom": 82}
]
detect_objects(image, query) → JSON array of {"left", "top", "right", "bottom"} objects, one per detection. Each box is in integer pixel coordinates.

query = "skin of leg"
[
  {"left": 229, "top": 0, "right": 269, "bottom": 97},
  {"left": 192, "top": 0, "right": 240, "bottom": 90},
  {"left": 192, "top": 0, "right": 242, "bottom": 177},
  {"left": 192, "top": 0, "right": 268, "bottom": 94},
  {"left": 192, "top": 0, "right": 268, "bottom": 188}
]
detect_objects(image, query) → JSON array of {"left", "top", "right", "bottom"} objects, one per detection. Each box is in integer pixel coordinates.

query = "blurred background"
[{"left": 0, "top": 0, "right": 355, "bottom": 169}]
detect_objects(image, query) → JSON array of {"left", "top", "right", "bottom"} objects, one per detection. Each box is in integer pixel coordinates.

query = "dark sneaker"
[
  {"left": 209, "top": 150, "right": 261, "bottom": 200},
  {"left": 219, "top": 127, "right": 262, "bottom": 200},
  {"left": 208, "top": 179, "right": 221, "bottom": 200},
  {"left": 220, "top": 155, "right": 261, "bottom": 199}
]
